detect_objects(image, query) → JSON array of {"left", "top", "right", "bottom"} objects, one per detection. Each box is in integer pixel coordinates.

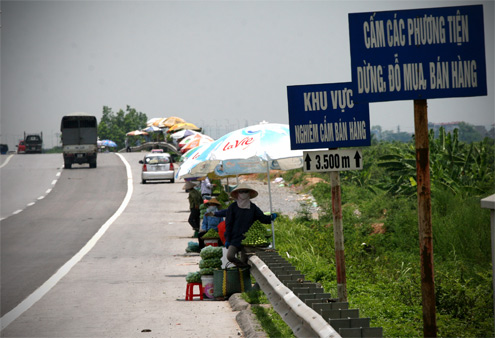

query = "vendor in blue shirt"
[
  {"left": 225, "top": 183, "right": 277, "bottom": 268},
  {"left": 201, "top": 198, "right": 224, "bottom": 232}
]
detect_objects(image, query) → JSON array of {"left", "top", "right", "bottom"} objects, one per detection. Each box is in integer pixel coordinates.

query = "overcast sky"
[{"left": 1, "top": 0, "right": 493, "bottom": 149}]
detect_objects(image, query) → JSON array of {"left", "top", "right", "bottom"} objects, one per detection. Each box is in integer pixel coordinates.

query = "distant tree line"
[
  {"left": 372, "top": 122, "right": 494, "bottom": 144},
  {"left": 98, "top": 106, "right": 148, "bottom": 150}
]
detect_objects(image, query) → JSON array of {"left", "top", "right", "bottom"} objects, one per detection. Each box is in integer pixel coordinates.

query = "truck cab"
[{"left": 24, "top": 133, "right": 43, "bottom": 153}]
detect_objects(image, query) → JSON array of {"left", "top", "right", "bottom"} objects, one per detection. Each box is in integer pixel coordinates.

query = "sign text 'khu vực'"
[{"left": 287, "top": 82, "right": 371, "bottom": 150}]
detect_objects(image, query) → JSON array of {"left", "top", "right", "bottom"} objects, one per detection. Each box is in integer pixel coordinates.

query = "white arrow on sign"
[{"left": 303, "top": 149, "right": 363, "bottom": 172}]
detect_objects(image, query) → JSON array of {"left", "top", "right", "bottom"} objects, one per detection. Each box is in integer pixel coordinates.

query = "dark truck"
[
  {"left": 24, "top": 132, "right": 43, "bottom": 153},
  {"left": 61, "top": 113, "right": 98, "bottom": 169}
]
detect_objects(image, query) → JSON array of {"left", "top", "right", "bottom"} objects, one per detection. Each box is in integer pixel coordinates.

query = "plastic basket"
[{"left": 204, "top": 239, "right": 219, "bottom": 247}]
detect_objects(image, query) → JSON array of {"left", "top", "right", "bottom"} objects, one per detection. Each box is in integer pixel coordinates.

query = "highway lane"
[
  {"left": 0, "top": 153, "right": 127, "bottom": 317},
  {"left": 1, "top": 152, "right": 242, "bottom": 337},
  {"left": 0, "top": 154, "right": 64, "bottom": 220}
]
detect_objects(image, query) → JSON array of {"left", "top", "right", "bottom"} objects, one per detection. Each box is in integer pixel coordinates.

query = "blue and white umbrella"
[
  {"left": 176, "top": 143, "right": 216, "bottom": 180},
  {"left": 176, "top": 122, "right": 305, "bottom": 248},
  {"left": 143, "top": 125, "right": 162, "bottom": 133},
  {"left": 180, "top": 123, "right": 304, "bottom": 177},
  {"left": 98, "top": 139, "right": 117, "bottom": 147}
]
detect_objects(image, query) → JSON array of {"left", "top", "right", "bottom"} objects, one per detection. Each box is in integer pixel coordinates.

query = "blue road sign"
[
  {"left": 287, "top": 82, "right": 371, "bottom": 150},
  {"left": 349, "top": 5, "right": 487, "bottom": 102}
]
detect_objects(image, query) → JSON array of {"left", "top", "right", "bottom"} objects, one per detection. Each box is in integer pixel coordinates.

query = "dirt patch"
[
  {"left": 371, "top": 223, "right": 386, "bottom": 234},
  {"left": 304, "top": 177, "right": 325, "bottom": 186}
]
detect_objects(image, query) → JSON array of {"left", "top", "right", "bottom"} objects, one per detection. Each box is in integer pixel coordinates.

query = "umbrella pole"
[{"left": 266, "top": 162, "right": 275, "bottom": 249}]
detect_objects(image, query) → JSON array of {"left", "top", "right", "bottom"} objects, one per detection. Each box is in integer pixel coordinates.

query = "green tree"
[
  {"left": 98, "top": 106, "right": 148, "bottom": 150},
  {"left": 457, "top": 121, "right": 484, "bottom": 143}
]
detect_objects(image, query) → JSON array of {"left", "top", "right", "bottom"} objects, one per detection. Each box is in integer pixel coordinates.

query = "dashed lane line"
[
  {"left": 0, "top": 154, "right": 133, "bottom": 331},
  {"left": 2, "top": 165, "right": 63, "bottom": 220}
]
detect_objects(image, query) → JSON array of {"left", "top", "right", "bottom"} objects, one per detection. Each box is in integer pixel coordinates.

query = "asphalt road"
[
  {"left": 0, "top": 154, "right": 64, "bottom": 220},
  {"left": 0, "top": 152, "right": 242, "bottom": 337},
  {"left": 1, "top": 153, "right": 127, "bottom": 317}
]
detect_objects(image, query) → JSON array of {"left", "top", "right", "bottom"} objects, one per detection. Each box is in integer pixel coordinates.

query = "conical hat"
[
  {"left": 230, "top": 182, "right": 258, "bottom": 199},
  {"left": 205, "top": 197, "right": 221, "bottom": 206}
]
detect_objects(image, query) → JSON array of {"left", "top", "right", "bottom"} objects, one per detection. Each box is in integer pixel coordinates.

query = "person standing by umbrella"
[
  {"left": 224, "top": 183, "right": 276, "bottom": 268},
  {"left": 183, "top": 181, "right": 203, "bottom": 238},
  {"left": 200, "top": 176, "right": 215, "bottom": 200}
]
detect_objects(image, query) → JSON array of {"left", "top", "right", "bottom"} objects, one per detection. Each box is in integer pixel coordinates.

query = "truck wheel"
[
  {"left": 65, "top": 162, "right": 72, "bottom": 169},
  {"left": 90, "top": 161, "right": 97, "bottom": 168},
  {"left": 142, "top": 179, "right": 146, "bottom": 184}
]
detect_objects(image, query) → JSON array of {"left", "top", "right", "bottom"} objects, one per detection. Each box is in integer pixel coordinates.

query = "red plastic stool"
[{"left": 185, "top": 283, "right": 203, "bottom": 301}]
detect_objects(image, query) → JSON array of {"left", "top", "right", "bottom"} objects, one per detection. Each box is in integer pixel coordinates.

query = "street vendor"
[
  {"left": 198, "top": 197, "right": 224, "bottom": 249},
  {"left": 200, "top": 176, "right": 215, "bottom": 200},
  {"left": 224, "top": 183, "right": 276, "bottom": 268},
  {"left": 183, "top": 181, "right": 202, "bottom": 238},
  {"left": 201, "top": 198, "right": 224, "bottom": 232}
]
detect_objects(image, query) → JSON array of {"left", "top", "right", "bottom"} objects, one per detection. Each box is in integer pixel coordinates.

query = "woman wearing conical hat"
[{"left": 225, "top": 183, "right": 277, "bottom": 268}]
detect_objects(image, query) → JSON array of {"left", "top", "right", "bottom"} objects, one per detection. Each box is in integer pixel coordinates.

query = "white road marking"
[
  {"left": 0, "top": 154, "right": 133, "bottom": 331},
  {"left": 0, "top": 154, "right": 14, "bottom": 168},
  {"left": 1, "top": 165, "right": 62, "bottom": 220}
]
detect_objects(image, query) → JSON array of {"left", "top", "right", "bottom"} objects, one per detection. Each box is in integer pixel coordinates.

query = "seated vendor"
[{"left": 198, "top": 198, "right": 224, "bottom": 248}]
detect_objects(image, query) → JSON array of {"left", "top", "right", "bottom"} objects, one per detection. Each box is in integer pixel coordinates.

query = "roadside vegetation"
[{"left": 245, "top": 128, "right": 494, "bottom": 337}]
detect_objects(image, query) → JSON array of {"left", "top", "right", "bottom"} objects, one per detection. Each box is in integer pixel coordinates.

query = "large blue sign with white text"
[
  {"left": 348, "top": 5, "right": 487, "bottom": 102},
  {"left": 287, "top": 82, "right": 370, "bottom": 150}
]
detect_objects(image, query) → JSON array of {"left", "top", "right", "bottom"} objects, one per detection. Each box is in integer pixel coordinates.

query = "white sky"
[{"left": 1, "top": 0, "right": 494, "bottom": 149}]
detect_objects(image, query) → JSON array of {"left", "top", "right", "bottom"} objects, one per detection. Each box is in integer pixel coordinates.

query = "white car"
[{"left": 139, "top": 153, "right": 175, "bottom": 184}]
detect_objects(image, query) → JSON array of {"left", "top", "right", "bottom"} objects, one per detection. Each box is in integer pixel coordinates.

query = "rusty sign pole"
[
  {"left": 330, "top": 170, "right": 347, "bottom": 302},
  {"left": 414, "top": 99, "right": 437, "bottom": 338}
]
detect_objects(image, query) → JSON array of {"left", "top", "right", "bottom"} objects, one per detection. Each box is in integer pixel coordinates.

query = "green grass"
[
  {"left": 242, "top": 135, "right": 494, "bottom": 337},
  {"left": 271, "top": 183, "right": 493, "bottom": 337},
  {"left": 241, "top": 289, "right": 295, "bottom": 338},
  {"left": 250, "top": 305, "right": 296, "bottom": 338}
]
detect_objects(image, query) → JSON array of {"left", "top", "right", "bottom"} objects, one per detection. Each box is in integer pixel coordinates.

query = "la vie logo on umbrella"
[{"left": 221, "top": 129, "right": 261, "bottom": 152}]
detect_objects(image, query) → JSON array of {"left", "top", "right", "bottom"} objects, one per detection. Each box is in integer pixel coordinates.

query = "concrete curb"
[{"left": 229, "top": 293, "right": 268, "bottom": 338}]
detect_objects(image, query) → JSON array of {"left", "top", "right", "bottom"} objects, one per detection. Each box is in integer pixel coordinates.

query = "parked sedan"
[{"left": 139, "top": 153, "right": 175, "bottom": 184}]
